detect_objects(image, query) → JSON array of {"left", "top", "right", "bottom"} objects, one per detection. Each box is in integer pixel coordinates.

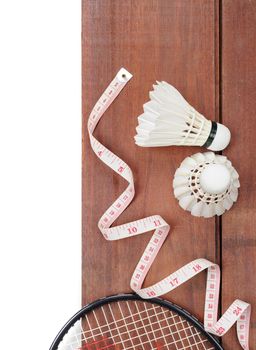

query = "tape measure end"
[{"left": 117, "top": 67, "right": 133, "bottom": 82}]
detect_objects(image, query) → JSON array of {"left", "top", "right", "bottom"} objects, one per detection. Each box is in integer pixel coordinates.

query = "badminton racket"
[{"left": 49, "top": 293, "right": 223, "bottom": 350}]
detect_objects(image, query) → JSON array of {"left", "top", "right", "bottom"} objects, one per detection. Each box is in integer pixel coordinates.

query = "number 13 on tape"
[{"left": 88, "top": 68, "right": 251, "bottom": 349}]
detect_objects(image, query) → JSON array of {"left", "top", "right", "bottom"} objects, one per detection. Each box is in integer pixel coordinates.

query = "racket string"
[
  {"left": 116, "top": 301, "right": 137, "bottom": 348},
  {"left": 125, "top": 301, "right": 146, "bottom": 349},
  {"left": 179, "top": 315, "right": 200, "bottom": 350},
  {"left": 151, "top": 303, "right": 169, "bottom": 349},
  {"left": 68, "top": 325, "right": 215, "bottom": 350},
  {"left": 159, "top": 302, "right": 177, "bottom": 349},
  {"left": 142, "top": 302, "right": 164, "bottom": 349},
  {"left": 108, "top": 303, "right": 126, "bottom": 349},
  {"left": 66, "top": 311, "right": 185, "bottom": 346},
  {"left": 61, "top": 300, "right": 218, "bottom": 350},
  {"left": 134, "top": 301, "right": 154, "bottom": 348},
  {"left": 66, "top": 307, "right": 171, "bottom": 341},
  {"left": 172, "top": 313, "right": 186, "bottom": 349},
  {"left": 68, "top": 321, "right": 195, "bottom": 347}
]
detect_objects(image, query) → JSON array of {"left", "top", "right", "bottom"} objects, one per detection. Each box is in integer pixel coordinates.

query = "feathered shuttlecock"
[
  {"left": 134, "top": 82, "right": 231, "bottom": 151},
  {"left": 173, "top": 152, "right": 239, "bottom": 218}
]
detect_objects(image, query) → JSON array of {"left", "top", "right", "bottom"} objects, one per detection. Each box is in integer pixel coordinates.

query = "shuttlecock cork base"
[
  {"left": 173, "top": 152, "right": 239, "bottom": 218},
  {"left": 134, "top": 81, "right": 231, "bottom": 151}
]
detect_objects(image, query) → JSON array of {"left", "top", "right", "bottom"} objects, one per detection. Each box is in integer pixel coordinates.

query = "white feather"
[
  {"left": 191, "top": 201, "right": 204, "bottom": 217},
  {"left": 135, "top": 81, "right": 212, "bottom": 147},
  {"left": 173, "top": 152, "right": 239, "bottom": 218},
  {"left": 179, "top": 195, "right": 196, "bottom": 210}
]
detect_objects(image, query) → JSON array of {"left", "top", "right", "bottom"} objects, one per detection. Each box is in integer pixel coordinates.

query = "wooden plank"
[
  {"left": 221, "top": 0, "right": 256, "bottom": 348},
  {"left": 82, "top": 0, "right": 219, "bottom": 323}
]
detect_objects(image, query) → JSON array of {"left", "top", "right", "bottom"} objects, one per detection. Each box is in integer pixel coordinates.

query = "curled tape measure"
[{"left": 88, "top": 68, "right": 251, "bottom": 349}]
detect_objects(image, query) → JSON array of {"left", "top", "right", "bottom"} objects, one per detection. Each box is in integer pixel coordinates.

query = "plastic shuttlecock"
[
  {"left": 173, "top": 152, "right": 239, "bottom": 218},
  {"left": 134, "top": 82, "right": 231, "bottom": 151}
]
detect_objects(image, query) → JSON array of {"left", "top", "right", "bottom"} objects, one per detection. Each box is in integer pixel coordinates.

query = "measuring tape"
[{"left": 87, "top": 68, "right": 251, "bottom": 349}]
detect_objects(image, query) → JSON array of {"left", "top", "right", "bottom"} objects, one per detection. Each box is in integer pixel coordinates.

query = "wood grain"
[
  {"left": 82, "top": 0, "right": 219, "bottom": 324},
  {"left": 221, "top": 1, "right": 256, "bottom": 348}
]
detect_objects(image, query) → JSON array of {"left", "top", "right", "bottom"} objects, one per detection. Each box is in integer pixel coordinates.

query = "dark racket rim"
[{"left": 49, "top": 293, "right": 223, "bottom": 350}]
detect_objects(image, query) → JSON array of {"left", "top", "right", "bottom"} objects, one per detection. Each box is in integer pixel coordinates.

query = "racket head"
[{"left": 50, "top": 293, "right": 223, "bottom": 350}]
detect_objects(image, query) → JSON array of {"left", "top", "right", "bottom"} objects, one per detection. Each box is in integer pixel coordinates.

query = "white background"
[{"left": 0, "top": 1, "right": 81, "bottom": 349}]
